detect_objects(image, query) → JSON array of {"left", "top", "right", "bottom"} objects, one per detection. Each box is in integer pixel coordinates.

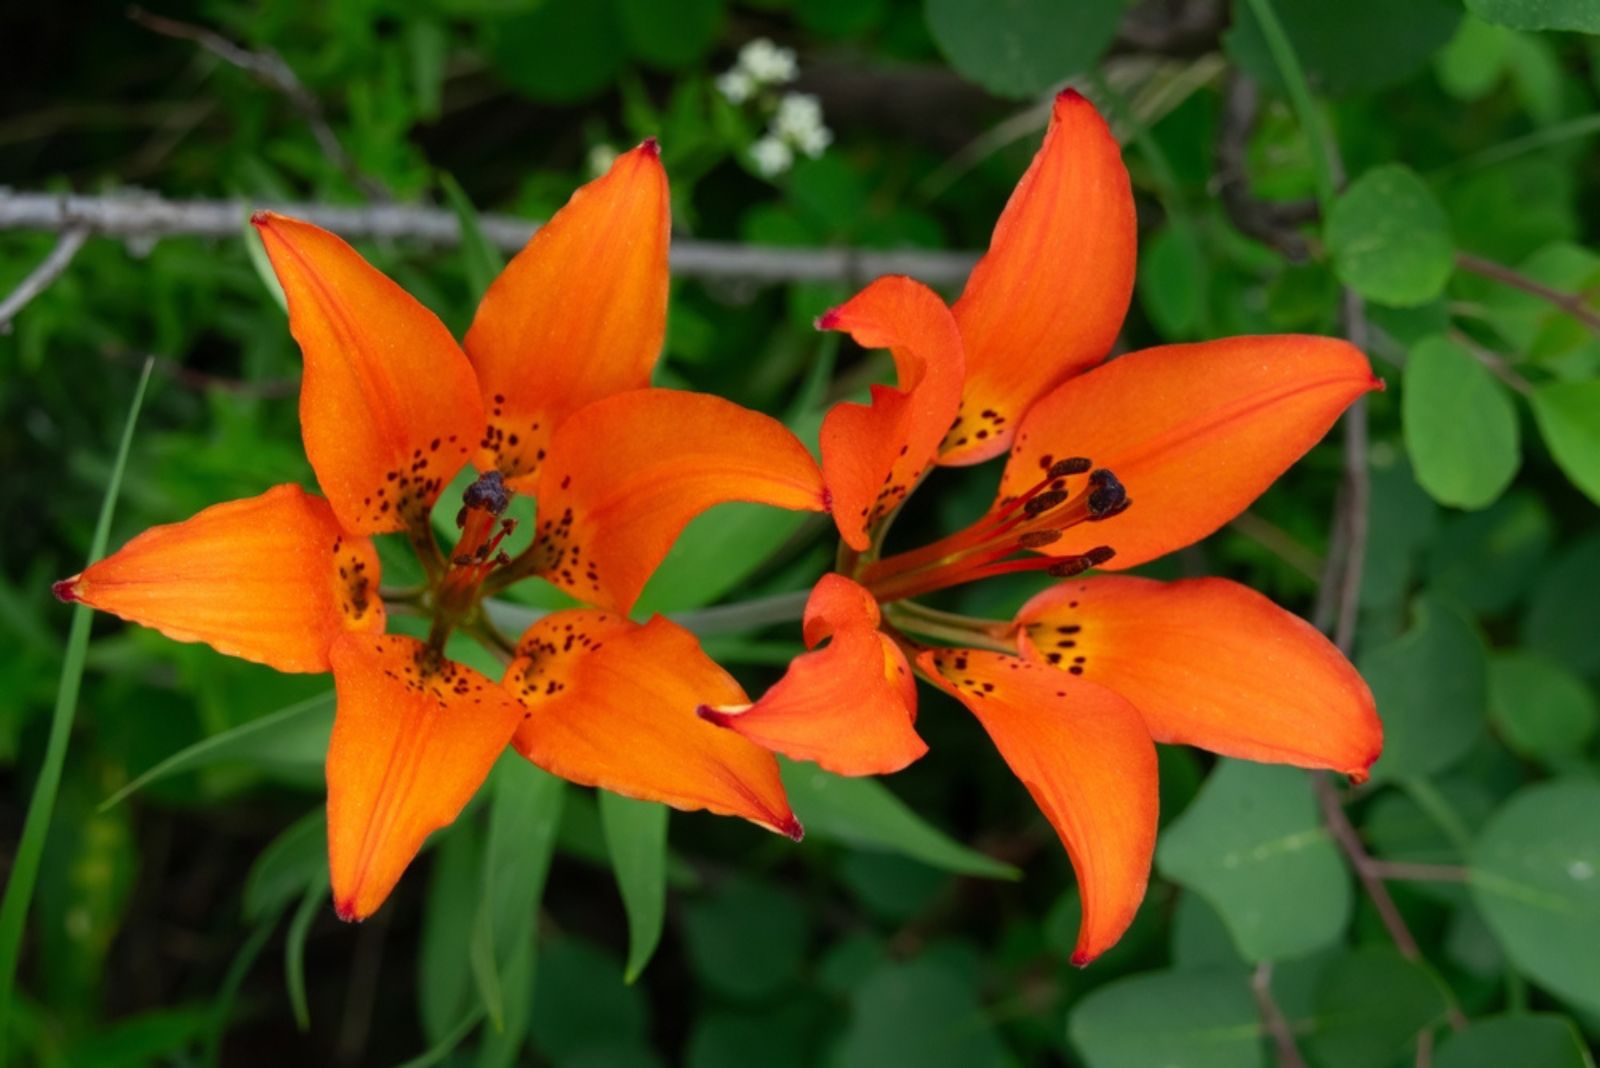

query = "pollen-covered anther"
[
  {"left": 1023, "top": 489, "right": 1070, "bottom": 518},
  {"left": 1085, "top": 469, "right": 1128, "bottom": 520},
  {"left": 1018, "top": 530, "right": 1064, "bottom": 549},
  {"left": 1047, "top": 546, "right": 1116, "bottom": 578}
]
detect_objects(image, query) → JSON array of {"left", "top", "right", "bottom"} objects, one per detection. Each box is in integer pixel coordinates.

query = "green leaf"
[
  {"left": 1487, "top": 651, "right": 1598, "bottom": 762},
  {"left": 65, "top": 1007, "right": 215, "bottom": 1068},
  {"left": 99, "top": 692, "right": 333, "bottom": 811},
  {"left": 481, "top": 0, "right": 625, "bottom": 103},
  {"left": 1470, "top": 778, "right": 1600, "bottom": 1015},
  {"left": 243, "top": 810, "right": 327, "bottom": 925},
  {"left": 1466, "top": 0, "right": 1600, "bottom": 33},
  {"left": 243, "top": 216, "right": 288, "bottom": 313},
  {"left": 1138, "top": 223, "right": 1206, "bottom": 340},
  {"left": 1304, "top": 948, "right": 1452, "bottom": 1068},
  {"left": 1228, "top": 0, "right": 1462, "bottom": 95},
  {"left": 285, "top": 873, "right": 328, "bottom": 1032},
  {"left": 780, "top": 760, "right": 1019, "bottom": 879},
  {"left": 618, "top": 0, "right": 724, "bottom": 69},
  {"left": 1327, "top": 166, "right": 1455, "bottom": 307},
  {"left": 528, "top": 937, "right": 650, "bottom": 1063},
  {"left": 1361, "top": 596, "right": 1486, "bottom": 783},
  {"left": 1434, "top": 1014, "right": 1594, "bottom": 1068},
  {"left": 599, "top": 792, "right": 669, "bottom": 983},
  {"left": 687, "top": 1004, "right": 819, "bottom": 1068},
  {"left": 632, "top": 503, "right": 812, "bottom": 615},
  {"left": 418, "top": 822, "right": 484, "bottom": 1044},
  {"left": 1156, "top": 761, "right": 1350, "bottom": 963},
  {"left": 1425, "top": 490, "right": 1553, "bottom": 615},
  {"left": 836, "top": 957, "right": 1010, "bottom": 1068},
  {"left": 204, "top": 920, "right": 277, "bottom": 1068},
  {"left": 476, "top": 932, "right": 535, "bottom": 1068},
  {"left": 924, "top": 0, "right": 1122, "bottom": 99},
  {"left": 1067, "top": 967, "right": 1264, "bottom": 1068},
  {"left": 0, "top": 358, "right": 152, "bottom": 1045},
  {"left": 682, "top": 877, "right": 809, "bottom": 1002},
  {"left": 439, "top": 173, "right": 506, "bottom": 300},
  {"left": 1522, "top": 532, "right": 1600, "bottom": 676},
  {"left": 1403, "top": 335, "right": 1520, "bottom": 508},
  {"left": 1530, "top": 380, "right": 1600, "bottom": 505}
]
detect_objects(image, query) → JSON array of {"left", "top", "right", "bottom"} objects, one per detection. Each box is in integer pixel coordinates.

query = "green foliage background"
[{"left": 3, "top": 0, "right": 1599, "bottom": 1064}]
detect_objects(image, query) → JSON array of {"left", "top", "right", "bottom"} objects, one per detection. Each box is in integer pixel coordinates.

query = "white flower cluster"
[{"left": 716, "top": 38, "right": 833, "bottom": 178}]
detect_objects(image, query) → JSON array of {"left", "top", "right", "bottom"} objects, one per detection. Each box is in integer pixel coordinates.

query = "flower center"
[
  {"left": 428, "top": 471, "right": 517, "bottom": 647},
  {"left": 860, "top": 457, "right": 1130, "bottom": 603}
]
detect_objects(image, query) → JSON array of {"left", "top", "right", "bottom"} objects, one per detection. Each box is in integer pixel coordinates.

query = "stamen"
[
  {"left": 1017, "top": 530, "right": 1063, "bottom": 549},
  {"left": 1023, "top": 490, "right": 1070, "bottom": 518},
  {"left": 1086, "top": 469, "right": 1127, "bottom": 518},
  {"left": 1046, "top": 546, "right": 1115, "bottom": 578}
]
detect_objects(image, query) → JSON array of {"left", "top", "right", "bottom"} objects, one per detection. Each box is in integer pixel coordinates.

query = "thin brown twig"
[
  {"left": 0, "top": 226, "right": 89, "bottom": 333},
  {"left": 1446, "top": 329, "right": 1535, "bottom": 396},
  {"left": 1252, "top": 962, "right": 1308, "bottom": 1068},
  {"left": 1227, "top": 510, "right": 1322, "bottom": 581},
  {"left": 1367, "top": 860, "right": 1471, "bottom": 883},
  {"left": 1456, "top": 250, "right": 1600, "bottom": 338},
  {"left": 128, "top": 7, "right": 389, "bottom": 200}
]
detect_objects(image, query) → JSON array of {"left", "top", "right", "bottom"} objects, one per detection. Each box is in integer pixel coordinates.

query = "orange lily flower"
[
  {"left": 699, "top": 92, "right": 1384, "bottom": 964},
  {"left": 55, "top": 141, "right": 825, "bottom": 920}
]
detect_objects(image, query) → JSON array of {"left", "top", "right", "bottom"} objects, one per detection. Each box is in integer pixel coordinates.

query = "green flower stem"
[
  {"left": 1241, "top": 0, "right": 1339, "bottom": 213},
  {"left": 0, "top": 358, "right": 153, "bottom": 1052}
]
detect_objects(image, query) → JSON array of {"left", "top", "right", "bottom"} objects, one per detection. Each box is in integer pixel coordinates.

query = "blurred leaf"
[
  {"left": 1403, "top": 335, "right": 1520, "bottom": 508},
  {"left": 687, "top": 1003, "right": 819, "bottom": 1068},
  {"left": 924, "top": 0, "right": 1121, "bottom": 99},
  {"left": 440, "top": 173, "right": 506, "bottom": 300},
  {"left": 1433, "top": 1014, "right": 1594, "bottom": 1068},
  {"left": 1487, "top": 651, "right": 1598, "bottom": 762},
  {"left": 1228, "top": 0, "right": 1461, "bottom": 95},
  {"left": 1327, "top": 166, "right": 1455, "bottom": 307},
  {"left": 1362, "top": 596, "right": 1486, "bottom": 783},
  {"left": 633, "top": 503, "right": 811, "bottom": 614},
  {"left": 1170, "top": 893, "right": 1247, "bottom": 971},
  {"left": 243, "top": 219, "right": 288, "bottom": 313},
  {"left": 1470, "top": 778, "right": 1600, "bottom": 1015},
  {"left": 1466, "top": 0, "right": 1600, "bottom": 33},
  {"left": 285, "top": 873, "right": 327, "bottom": 1032},
  {"left": 837, "top": 850, "right": 949, "bottom": 922},
  {"left": 1303, "top": 948, "right": 1451, "bottom": 1068},
  {"left": 1478, "top": 243, "right": 1600, "bottom": 380},
  {"left": 64, "top": 1007, "right": 214, "bottom": 1068},
  {"left": 243, "top": 809, "right": 326, "bottom": 925},
  {"left": 1436, "top": 17, "right": 1511, "bottom": 100},
  {"left": 682, "top": 877, "right": 808, "bottom": 1001},
  {"left": 599, "top": 792, "right": 669, "bottom": 983},
  {"left": 476, "top": 932, "right": 535, "bottom": 1068},
  {"left": 204, "top": 919, "right": 276, "bottom": 1068},
  {"left": 835, "top": 957, "right": 1010, "bottom": 1068},
  {"left": 618, "top": 0, "right": 724, "bottom": 69},
  {"left": 528, "top": 937, "right": 650, "bottom": 1063},
  {"left": 1522, "top": 532, "right": 1600, "bottom": 676},
  {"left": 482, "top": 0, "right": 626, "bottom": 103},
  {"left": 1156, "top": 761, "right": 1350, "bottom": 963},
  {"left": 1138, "top": 223, "right": 1206, "bottom": 340},
  {"left": 418, "top": 821, "right": 484, "bottom": 1044},
  {"left": 1068, "top": 967, "right": 1263, "bottom": 1068},
  {"left": 780, "top": 760, "right": 1019, "bottom": 879},
  {"left": 1530, "top": 380, "right": 1600, "bottom": 505},
  {"left": 1425, "top": 491, "right": 1554, "bottom": 616}
]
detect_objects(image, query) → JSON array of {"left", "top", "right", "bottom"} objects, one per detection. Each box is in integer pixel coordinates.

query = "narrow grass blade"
[{"left": 286, "top": 874, "right": 328, "bottom": 1032}]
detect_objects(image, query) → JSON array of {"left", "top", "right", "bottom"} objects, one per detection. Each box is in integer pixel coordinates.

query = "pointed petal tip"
[
  {"left": 815, "top": 307, "right": 842, "bottom": 331},
  {"left": 638, "top": 136, "right": 660, "bottom": 158},
  {"left": 334, "top": 896, "right": 363, "bottom": 923},
  {"left": 52, "top": 577, "right": 80, "bottom": 603},
  {"left": 1055, "top": 87, "right": 1087, "bottom": 107},
  {"left": 1069, "top": 948, "right": 1097, "bottom": 969},
  {"left": 695, "top": 703, "right": 736, "bottom": 728},
  {"left": 249, "top": 209, "right": 277, "bottom": 230},
  {"left": 780, "top": 815, "right": 804, "bottom": 842}
]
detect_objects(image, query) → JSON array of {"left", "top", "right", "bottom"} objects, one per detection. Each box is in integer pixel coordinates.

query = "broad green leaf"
[
  {"left": 243, "top": 809, "right": 326, "bottom": 924},
  {"left": 528, "top": 937, "right": 650, "bottom": 1063},
  {"left": 687, "top": 1004, "right": 819, "bottom": 1068},
  {"left": 439, "top": 173, "right": 506, "bottom": 300},
  {"left": 1327, "top": 166, "right": 1455, "bottom": 307},
  {"left": 1470, "top": 779, "right": 1600, "bottom": 1014},
  {"left": 1068, "top": 967, "right": 1264, "bottom": 1068},
  {"left": 836, "top": 958, "right": 1010, "bottom": 1068},
  {"left": 1487, "top": 651, "right": 1598, "bottom": 762},
  {"left": 599, "top": 792, "right": 669, "bottom": 983},
  {"left": 418, "top": 822, "right": 484, "bottom": 1045},
  {"left": 1156, "top": 761, "right": 1350, "bottom": 962},
  {"left": 1138, "top": 223, "right": 1206, "bottom": 340},
  {"left": 1304, "top": 948, "right": 1451, "bottom": 1068},
  {"left": 1361, "top": 457, "right": 1439, "bottom": 612},
  {"left": 1436, "top": 17, "right": 1511, "bottom": 100},
  {"left": 632, "top": 502, "right": 812, "bottom": 615},
  {"left": 1403, "top": 335, "right": 1520, "bottom": 508},
  {"left": 1466, "top": 0, "right": 1600, "bottom": 33},
  {"left": 1530, "top": 380, "right": 1600, "bottom": 505},
  {"left": 1522, "top": 532, "right": 1600, "bottom": 676},
  {"left": 481, "top": 0, "right": 625, "bottom": 103},
  {"left": 1361, "top": 597, "right": 1486, "bottom": 783},
  {"left": 1434, "top": 1014, "right": 1594, "bottom": 1068},
  {"left": 1363, "top": 780, "right": 1492, "bottom": 905},
  {"left": 924, "top": 0, "right": 1122, "bottom": 99},
  {"left": 682, "top": 877, "right": 808, "bottom": 1002},
  {"left": 1170, "top": 893, "right": 1247, "bottom": 971},
  {"left": 618, "top": 0, "right": 724, "bottom": 69},
  {"left": 1479, "top": 243, "right": 1600, "bottom": 380},
  {"left": 1228, "top": 0, "right": 1461, "bottom": 95},
  {"left": 1425, "top": 491, "right": 1553, "bottom": 615},
  {"left": 476, "top": 932, "right": 535, "bottom": 1068},
  {"left": 780, "top": 760, "right": 1018, "bottom": 879}
]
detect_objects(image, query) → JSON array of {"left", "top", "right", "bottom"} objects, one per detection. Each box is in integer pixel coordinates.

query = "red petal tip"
[
  {"left": 695, "top": 704, "right": 734, "bottom": 728},
  {"left": 780, "top": 815, "right": 804, "bottom": 842},
  {"left": 51, "top": 577, "right": 81, "bottom": 603},
  {"left": 1370, "top": 374, "right": 1387, "bottom": 393},
  {"left": 814, "top": 308, "right": 842, "bottom": 331},
  {"left": 334, "top": 897, "right": 363, "bottom": 923},
  {"left": 1055, "top": 87, "right": 1087, "bottom": 106},
  {"left": 639, "top": 136, "right": 660, "bottom": 158},
  {"left": 1069, "top": 949, "right": 1096, "bottom": 968},
  {"left": 249, "top": 210, "right": 273, "bottom": 229}
]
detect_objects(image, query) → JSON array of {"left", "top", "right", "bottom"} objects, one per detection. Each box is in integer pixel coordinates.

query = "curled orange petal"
[
  {"left": 506, "top": 611, "right": 800, "bottom": 838},
  {"left": 327, "top": 634, "right": 526, "bottom": 920},
  {"left": 1016, "top": 576, "right": 1382, "bottom": 782},
  {"left": 1001, "top": 335, "right": 1381, "bottom": 569},
  {"left": 254, "top": 213, "right": 483, "bottom": 535},
  {"left": 54, "top": 485, "right": 382, "bottom": 673},
  {"left": 530, "top": 389, "right": 825, "bottom": 613},
  {"left": 465, "top": 141, "right": 669, "bottom": 490},
  {"left": 919, "top": 647, "right": 1157, "bottom": 965},
  {"left": 699, "top": 574, "right": 926, "bottom": 776},
  {"left": 818, "top": 276, "right": 965, "bottom": 551},
  {"left": 942, "top": 90, "right": 1136, "bottom": 466}
]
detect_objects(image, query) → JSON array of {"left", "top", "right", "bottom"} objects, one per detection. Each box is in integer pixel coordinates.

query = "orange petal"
[
  {"left": 698, "top": 574, "right": 926, "bottom": 775},
  {"left": 942, "top": 90, "right": 1136, "bottom": 466},
  {"left": 919, "top": 647, "right": 1157, "bottom": 965},
  {"left": 818, "top": 276, "right": 965, "bottom": 551},
  {"left": 254, "top": 213, "right": 484, "bottom": 535},
  {"left": 326, "top": 634, "right": 526, "bottom": 920},
  {"left": 506, "top": 610, "right": 799, "bottom": 838},
  {"left": 531, "top": 389, "right": 825, "bottom": 613},
  {"left": 465, "top": 141, "right": 669, "bottom": 490},
  {"left": 54, "top": 484, "right": 383, "bottom": 673},
  {"left": 1016, "top": 576, "right": 1382, "bottom": 781},
  {"left": 1001, "top": 335, "right": 1381, "bottom": 569}
]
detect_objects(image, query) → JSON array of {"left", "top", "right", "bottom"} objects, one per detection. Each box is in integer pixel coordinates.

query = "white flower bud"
[{"left": 750, "top": 135, "right": 794, "bottom": 177}]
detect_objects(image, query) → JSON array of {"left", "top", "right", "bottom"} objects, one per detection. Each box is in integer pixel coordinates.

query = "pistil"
[{"left": 428, "top": 471, "right": 516, "bottom": 651}]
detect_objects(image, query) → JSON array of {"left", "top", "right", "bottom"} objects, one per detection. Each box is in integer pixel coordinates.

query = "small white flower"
[
  {"left": 774, "top": 92, "right": 824, "bottom": 142},
  {"left": 793, "top": 123, "right": 834, "bottom": 159},
  {"left": 587, "top": 143, "right": 619, "bottom": 177},
  {"left": 750, "top": 135, "right": 794, "bottom": 178},
  {"left": 716, "top": 69, "right": 755, "bottom": 105},
  {"left": 739, "top": 37, "right": 797, "bottom": 85}
]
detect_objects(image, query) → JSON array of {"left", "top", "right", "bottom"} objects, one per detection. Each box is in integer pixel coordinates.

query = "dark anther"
[
  {"left": 1084, "top": 545, "right": 1116, "bottom": 566},
  {"left": 1023, "top": 489, "right": 1070, "bottom": 517},
  {"left": 1018, "top": 530, "right": 1063, "bottom": 549},
  {"left": 1048, "top": 457, "right": 1093, "bottom": 478},
  {"left": 461, "top": 470, "right": 511, "bottom": 519},
  {"left": 1091, "top": 496, "right": 1131, "bottom": 521},
  {"left": 1045, "top": 545, "right": 1116, "bottom": 578},
  {"left": 1086, "top": 469, "right": 1126, "bottom": 518}
]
